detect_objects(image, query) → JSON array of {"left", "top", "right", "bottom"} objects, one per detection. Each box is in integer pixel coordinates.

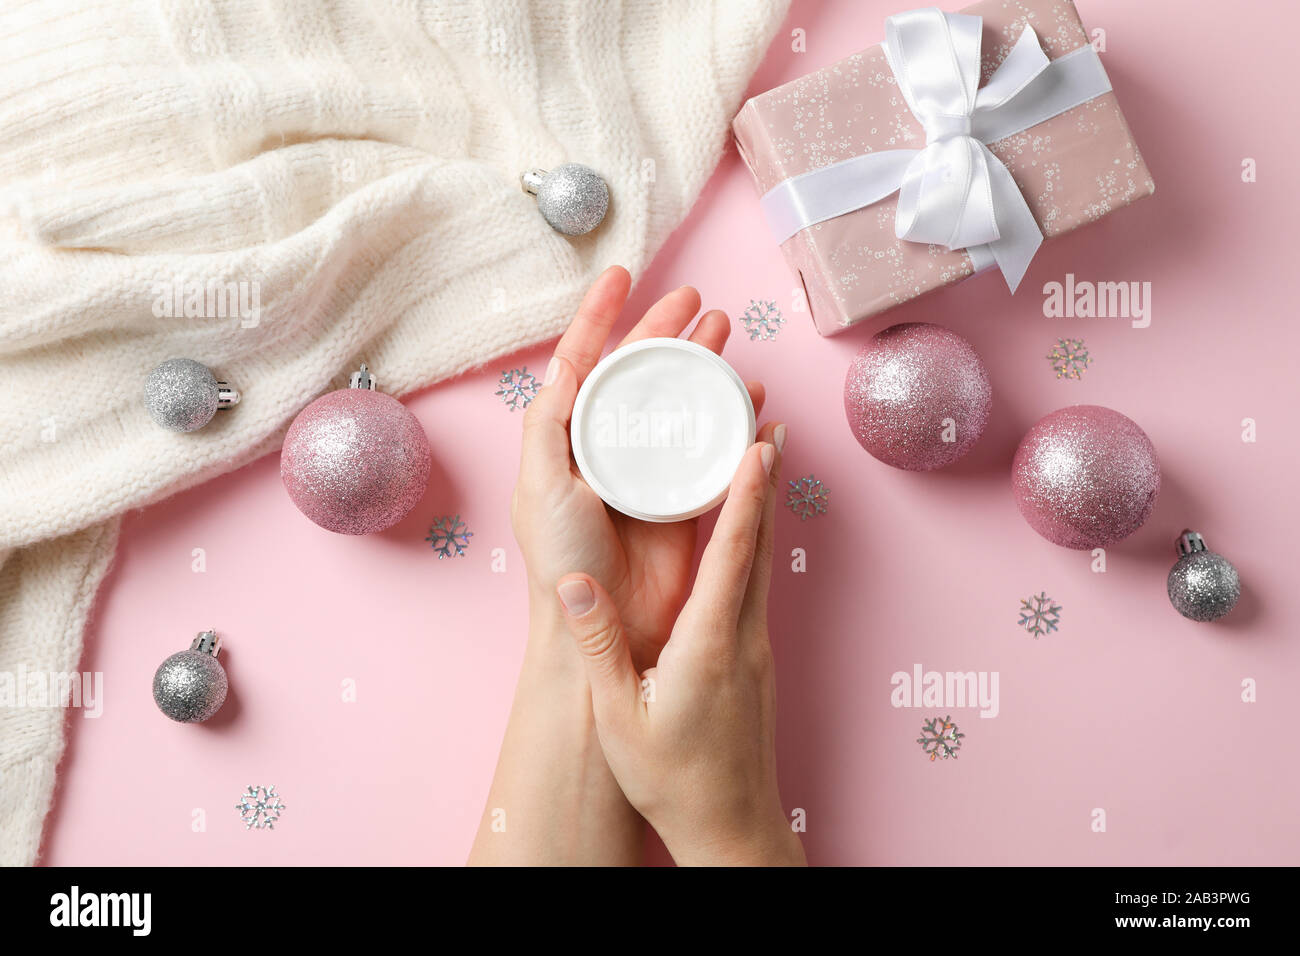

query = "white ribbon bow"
[{"left": 759, "top": 7, "right": 1113, "bottom": 292}]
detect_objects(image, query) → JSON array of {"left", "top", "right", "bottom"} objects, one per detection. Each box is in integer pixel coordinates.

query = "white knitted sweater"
[{"left": 0, "top": 0, "right": 787, "bottom": 866}]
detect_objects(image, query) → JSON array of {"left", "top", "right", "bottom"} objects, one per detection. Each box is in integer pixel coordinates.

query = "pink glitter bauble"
[
  {"left": 281, "top": 388, "right": 431, "bottom": 535},
  {"left": 1012, "top": 405, "right": 1160, "bottom": 549},
  {"left": 844, "top": 323, "right": 991, "bottom": 471}
]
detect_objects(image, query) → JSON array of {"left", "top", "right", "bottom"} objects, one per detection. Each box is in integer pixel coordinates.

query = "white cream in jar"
[{"left": 570, "top": 338, "right": 756, "bottom": 522}]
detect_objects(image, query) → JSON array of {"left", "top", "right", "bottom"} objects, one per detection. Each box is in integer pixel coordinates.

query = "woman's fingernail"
[
  {"left": 774, "top": 423, "right": 787, "bottom": 452},
  {"left": 760, "top": 443, "right": 775, "bottom": 473},
  {"left": 557, "top": 579, "right": 595, "bottom": 616},
  {"left": 543, "top": 357, "right": 560, "bottom": 386}
]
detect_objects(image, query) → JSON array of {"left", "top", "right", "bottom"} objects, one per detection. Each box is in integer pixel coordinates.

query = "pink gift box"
[{"left": 733, "top": 0, "right": 1155, "bottom": 336}]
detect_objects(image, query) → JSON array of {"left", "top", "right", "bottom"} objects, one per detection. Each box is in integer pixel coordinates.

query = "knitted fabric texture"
[{"left": 0, "top": 0, "right": 789, "bottom": 865}]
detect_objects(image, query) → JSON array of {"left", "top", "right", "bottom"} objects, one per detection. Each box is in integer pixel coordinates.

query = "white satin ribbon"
[{"left": 758, "top": 7, "right": 1112, "bottom": 292}]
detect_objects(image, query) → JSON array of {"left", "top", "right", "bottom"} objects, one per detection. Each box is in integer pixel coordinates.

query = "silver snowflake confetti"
[
  {"left": 740, "top": 299, "right": 785, "bottom": 341},
  {"left": 236, "top": 785, "right": 286, "bottom": 830},
  {"left": 1018, "top": 592, "right": 1062, "bottom": 638},
  {"left": 426, "top": 514, "right": 473, "bottom": 558},
  {"left": 785, "top": 475, "right": 830, "bottom": 521},
  {"left": 917, "top": 715, "right": 964, "bottom": 761},
  {"left": 495, "top": 367, "right": 540, "bottom": 411},
  {"left": 1047, "top": 338, "right": 1091, "bottom": 380}
]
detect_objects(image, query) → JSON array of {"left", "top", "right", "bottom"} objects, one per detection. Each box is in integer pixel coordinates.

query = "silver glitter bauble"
[
  {"left": 1167, "top": 530, "right": 1240, "bottom": 622},
  {"left": 144, "top": 358, "right": 240, "bottom": 432},
  {"left": 521, "top": 164, "right": 609, "bottom": 236},
  {"left": 153, "top": 630, "right": 228, "bottom": 722}
]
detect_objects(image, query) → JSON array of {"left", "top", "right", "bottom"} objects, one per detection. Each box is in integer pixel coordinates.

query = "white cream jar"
[{"left": 570, "top": 338, "right": 756, "bottom": 522}]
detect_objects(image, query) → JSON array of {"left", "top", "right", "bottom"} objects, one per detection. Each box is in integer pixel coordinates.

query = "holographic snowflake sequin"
[
  {"left": 426, "top": 515, "right": 473, "bottom": 559},
  {"left": 917, "top": 716, "right": 964, "bottom": 761},
  {"left": 1018, "top": 592, "right": 1062, "bottom": 638},
  {"left": 495, "top": 367, "right": 540, "bottom": 411},
  {"left": 236, "top": 785, "right": 286, "bottom": 830},
  {"left": 1047, "top": 338, "right": 1091, "bottom": 380},
  {"left": 785, "top": 475, "right": 829, "bottom": 521},
  {"left": 740, "top": 299, "right": 785, "bottom": 341}
]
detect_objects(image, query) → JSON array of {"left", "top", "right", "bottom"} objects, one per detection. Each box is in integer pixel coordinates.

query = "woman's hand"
[
  {"left": 512, "top": 265, "right": 764, "bottom": 670},
  {"left": 470, "top": 266, "right": 767, "bottom": 866},
  {"left": 555, "top": 424, "right": 806, "bottom": 866}
]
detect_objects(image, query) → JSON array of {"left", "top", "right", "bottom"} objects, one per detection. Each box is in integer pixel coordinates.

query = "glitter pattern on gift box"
[
  {"left": 917, "top": 716, "right": 964, "bottom": 761},
  {"left": 495, "top": 367, "right": 540, "bottom": 411},
  {"left": 426, "top": 515, "right": 473, "bottom": 558},
  {"left": 732, "top": 0, "right": 1156, "bottom": 336},
  {"left": 1018, "top": 592, "right": 1062, "bottom": 638}
]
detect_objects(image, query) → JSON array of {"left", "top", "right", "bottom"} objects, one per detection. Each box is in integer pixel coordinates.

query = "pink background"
[{"left": 42, "top": 0, "right": 1300, "bottom": 865}]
